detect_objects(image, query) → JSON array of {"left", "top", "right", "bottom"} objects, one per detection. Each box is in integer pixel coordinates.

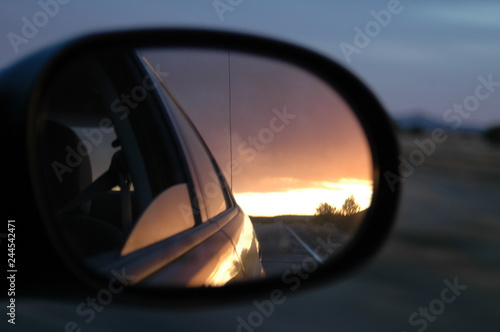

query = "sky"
[
  {"left": 142, "top": 49, "right": 373, "bottom": 216},
  {"left": 2, "top": 0, "right": 499, "bottom": 128},
  {"left": 2, "top": 1, "right": 500, "bottom": 215}
]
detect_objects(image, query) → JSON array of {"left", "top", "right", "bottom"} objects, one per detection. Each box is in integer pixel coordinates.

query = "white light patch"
[{"left": 234, "top": 178, "right": 372, "bottom": 216}]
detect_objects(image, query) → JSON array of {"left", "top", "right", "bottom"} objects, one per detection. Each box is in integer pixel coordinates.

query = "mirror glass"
[{"left": 36, "top": 47, "right": 373, "bottom": 288}]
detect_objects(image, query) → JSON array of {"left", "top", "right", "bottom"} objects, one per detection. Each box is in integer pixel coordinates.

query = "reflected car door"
[
  {"left": 138, "top": 54, "right": 265, "bottom": 285},
  {"left": 103, "top": 50, "right": 263, "bottom": 287}
]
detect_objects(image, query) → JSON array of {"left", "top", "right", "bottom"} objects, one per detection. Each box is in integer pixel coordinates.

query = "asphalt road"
[
  {"left": 252, "top": 222, "right": 332, "bottom": 276},
  {"left": 253, "top": 222, "right": 314, "bottom": 276},
  {"left": 7, "top": 134, "right": 500, "bottom": 331}
]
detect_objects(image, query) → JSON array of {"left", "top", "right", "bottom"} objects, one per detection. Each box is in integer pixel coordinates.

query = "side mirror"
[{"left": 4, "top": 29, "right": 400, "bottom": 304}]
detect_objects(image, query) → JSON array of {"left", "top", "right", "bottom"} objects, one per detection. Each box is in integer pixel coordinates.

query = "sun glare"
[{"left": 233, "top": 178, "right": 372, "bottom": 217}]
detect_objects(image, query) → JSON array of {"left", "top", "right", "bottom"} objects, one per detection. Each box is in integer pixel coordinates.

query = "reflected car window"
[
  {"left": 140, "top": 55, "right": 230, "bottom": 221},
  {"left": 170, "top": 106, "right": 229, "bottom": 220}
]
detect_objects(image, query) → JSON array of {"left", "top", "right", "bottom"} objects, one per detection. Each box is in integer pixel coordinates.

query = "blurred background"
[{"left": 2, "top": 1, "right": 499, "bottom": 331}]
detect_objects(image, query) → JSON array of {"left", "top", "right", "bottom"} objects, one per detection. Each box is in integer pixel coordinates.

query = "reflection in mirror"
[
  {"left": 141, "top": 49, "right": 373, "bottom": 277},
  {"left": 37, "top": 47, "right": 372, "bottom": 288}
]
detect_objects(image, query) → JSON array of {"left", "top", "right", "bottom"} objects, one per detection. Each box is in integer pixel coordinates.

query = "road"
[
  {"left": 8, "top": 134, "right": 500, "bottom": 331},
  {"left": 252, "top": 221, "right": 345, "bottom": 277}
]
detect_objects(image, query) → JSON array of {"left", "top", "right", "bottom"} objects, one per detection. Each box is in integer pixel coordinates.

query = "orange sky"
[{"left": 143, "top": 49, "right": 373, "bottom": 216}]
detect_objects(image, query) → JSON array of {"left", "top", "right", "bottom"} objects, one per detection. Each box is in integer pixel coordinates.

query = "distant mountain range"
[{"left": 394, "top": 113, "right": 484, "bottom": 134}]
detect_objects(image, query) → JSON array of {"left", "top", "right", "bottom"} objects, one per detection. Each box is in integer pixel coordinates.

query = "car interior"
[
  {"left": 41, "top": 57, "right": 134, "bottom": 261},
  {"left": 38, "top": 50, "right": 235, "bottom": 270}
]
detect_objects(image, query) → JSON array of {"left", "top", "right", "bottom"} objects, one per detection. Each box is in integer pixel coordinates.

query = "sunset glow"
[
  {"left": 143, "top": 49, "right": 375, "bottom": 219},
  {"left": 234, "top": 178, "right": 372, "bottom": 216}
]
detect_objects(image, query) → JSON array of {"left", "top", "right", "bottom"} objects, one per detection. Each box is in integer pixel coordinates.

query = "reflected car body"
[{"left": 36, "top": 48, "right": 265, "bottom": 287}]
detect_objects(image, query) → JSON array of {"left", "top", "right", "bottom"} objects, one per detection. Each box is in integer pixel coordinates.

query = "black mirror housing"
[{"left": 2, "top": 29, "right": 400, "bottom": 306}]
